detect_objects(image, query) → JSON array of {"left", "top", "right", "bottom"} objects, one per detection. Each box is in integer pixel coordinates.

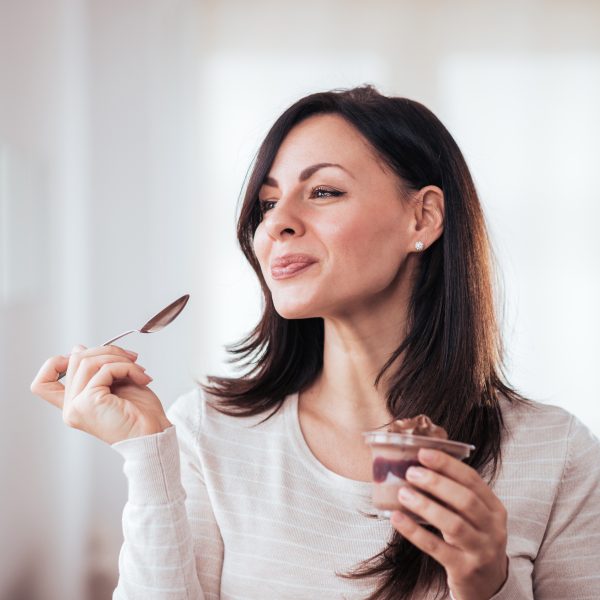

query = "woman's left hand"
[{"left": 391, "top": 448, "right": 509, "bottom": 600}]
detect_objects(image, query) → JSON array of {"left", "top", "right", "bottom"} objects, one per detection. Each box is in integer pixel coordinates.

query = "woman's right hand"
[{"left": 30, "top": 344, "right": 172, "bottom": 445}]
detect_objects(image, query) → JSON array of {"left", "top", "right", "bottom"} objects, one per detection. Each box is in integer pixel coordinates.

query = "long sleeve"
[
  {"left": 484, "top": 557, "right": 535, "bottom": 600},
  {"left": 532, "top": 414, "right": 600, "bottom": 598},
  {"left": 111, "top": 391, "right": 224, "bottom": 599}
]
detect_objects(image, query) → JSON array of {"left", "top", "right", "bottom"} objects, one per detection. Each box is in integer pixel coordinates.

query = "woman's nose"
[{"left": 263, "top": 200, "right": 306, "bottom": 240}]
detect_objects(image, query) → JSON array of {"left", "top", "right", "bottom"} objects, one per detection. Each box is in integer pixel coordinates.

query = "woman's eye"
[
  {"left": 258, "top": 187, "right": 344, "bottom": 214},
  {"left": 311, "top": 186, "right": 344, "bottom": 198},
  {"left": 258, "top": 200, "right": 276, "bottom": 213}
]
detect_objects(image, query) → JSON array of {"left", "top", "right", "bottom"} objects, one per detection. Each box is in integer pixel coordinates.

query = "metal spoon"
[{"left": 57, "top": 293, "right": 190, "bottom": 381}]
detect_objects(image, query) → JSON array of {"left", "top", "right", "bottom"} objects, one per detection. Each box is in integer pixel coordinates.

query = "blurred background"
[{"left": 1, "top": 0, "right": 599, "bottom": 598}]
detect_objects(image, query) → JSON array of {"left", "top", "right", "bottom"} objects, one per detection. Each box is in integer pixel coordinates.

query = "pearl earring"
[{"left": 415, "top": 241, "right": 424, "bottom": 251}]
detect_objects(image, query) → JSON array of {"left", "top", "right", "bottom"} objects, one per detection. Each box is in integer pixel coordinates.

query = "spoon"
[{"left": 57, "top": 294, "right": 190, "bottom": 381}]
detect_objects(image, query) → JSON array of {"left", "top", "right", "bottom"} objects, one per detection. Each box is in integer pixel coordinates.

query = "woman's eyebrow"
[{"left": 262, "top": 162, "right": 354, "bottom": 188}]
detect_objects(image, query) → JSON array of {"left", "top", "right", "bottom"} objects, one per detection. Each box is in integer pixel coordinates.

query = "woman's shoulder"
[
  {"left": 499, "top": 394, "right": 573, "bottom": 431},
  {"left": 497, "top": 393, "right": 599, "bottom": 465}
]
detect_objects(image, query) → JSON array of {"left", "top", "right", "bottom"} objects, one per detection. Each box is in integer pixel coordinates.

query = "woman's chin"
[{"left": 273, "top": 302, "right": 319, "bottom": 320}]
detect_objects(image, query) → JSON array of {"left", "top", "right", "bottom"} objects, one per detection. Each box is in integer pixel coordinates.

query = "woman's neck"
[{"left": 301, "top": 313, "right": 407, "bottom": 432}]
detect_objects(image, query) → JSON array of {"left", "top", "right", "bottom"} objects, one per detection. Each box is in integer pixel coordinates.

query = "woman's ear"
[{"left": 411, "top": 185, "right": 444, "bottom": 252}]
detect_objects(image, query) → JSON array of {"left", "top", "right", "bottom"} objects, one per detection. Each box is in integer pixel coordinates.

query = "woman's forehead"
[{"left": 267, "top": 114, "right": 383, "bottom": 179}]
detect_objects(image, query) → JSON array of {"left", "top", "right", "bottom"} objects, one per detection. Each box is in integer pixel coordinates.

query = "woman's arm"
[
  {"left": 532, "top": 415, "right": 600, "bottom": 598},
  {"left": 112, "top": 390, "right": 224, "bottom": 599},
  {"left": 29, "top": 348, "right": 222, "bottom": 597}
]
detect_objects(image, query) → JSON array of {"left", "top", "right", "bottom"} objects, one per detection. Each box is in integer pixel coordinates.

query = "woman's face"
[{"left": 253, "top": 113, "right": 417, "bottom": 321}]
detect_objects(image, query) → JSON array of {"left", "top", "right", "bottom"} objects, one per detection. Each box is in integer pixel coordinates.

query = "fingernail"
[
  {"left": 398, "top": 486, "right": 416, "bottom": 502},
  {"left": 125, "top": 350, "right": 138, "bottom": 358},
  {"left": 406, "top": 467, "right": 425, "bottom": 481},
  {"left": 71, "top": 345, "right": 84, "bottom": 353}
]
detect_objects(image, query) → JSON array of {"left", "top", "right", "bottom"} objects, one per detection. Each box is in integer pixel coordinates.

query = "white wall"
[
  {"left": 1, "top": 1, "right": 599, "bottom": 598},
  {"left": 440, "top": 55, "right": 600, "bottom": 431},
  {"left": 0, "top": 1, "right": 203, "bottom": 598},
  {"left": 0, "top": 1, "right": 92, "bottom": 598}
]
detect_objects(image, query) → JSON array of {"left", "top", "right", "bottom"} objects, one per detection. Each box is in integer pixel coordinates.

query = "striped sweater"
[{"left": 111, "top": 387, "right": 600, "bottom": 599}]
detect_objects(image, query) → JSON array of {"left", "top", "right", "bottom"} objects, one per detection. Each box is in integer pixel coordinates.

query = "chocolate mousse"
[{"left": 387, "top": 414, "right": 448, "bottom": 439}]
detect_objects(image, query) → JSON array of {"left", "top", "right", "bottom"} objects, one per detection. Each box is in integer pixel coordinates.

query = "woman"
[{"left": 31, "top": 86, "right": 600, "bottom": 600}]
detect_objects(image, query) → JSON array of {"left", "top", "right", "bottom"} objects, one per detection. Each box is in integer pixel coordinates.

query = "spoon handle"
[
  {"left": 56, "top": 329, "right": 139, "bottom": 381},
  {"left": 101, "top": 329, "right": 139, "bottom": 346}
]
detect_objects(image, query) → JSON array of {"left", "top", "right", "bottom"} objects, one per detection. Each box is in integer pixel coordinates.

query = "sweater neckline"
[{"left": 285, "top": 390, "right": 374, "bottom": 497}]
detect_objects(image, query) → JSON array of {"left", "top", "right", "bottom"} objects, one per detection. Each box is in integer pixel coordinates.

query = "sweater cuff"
[
  {"left": 111, "top": 425, "right": 185, "bottom": 505},
  {"left": 488, "top": 558, "right": 520, "bottom": 599},
  {"left": 449, "top": 558, "right": 524, "bottom": 600}
]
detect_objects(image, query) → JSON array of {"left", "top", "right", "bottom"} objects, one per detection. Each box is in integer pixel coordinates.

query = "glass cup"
[{"left": 362, "top": 430, "right": 475, "bottom": 523}]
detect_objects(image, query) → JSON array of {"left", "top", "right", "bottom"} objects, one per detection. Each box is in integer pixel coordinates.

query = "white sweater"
[{"left": 111, "top": 387, "right": 600, "bottom": 599}]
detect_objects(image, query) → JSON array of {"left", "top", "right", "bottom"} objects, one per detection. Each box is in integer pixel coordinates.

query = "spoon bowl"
[{"left": 57, "top": 294, "right": 190, "bottom": 381}]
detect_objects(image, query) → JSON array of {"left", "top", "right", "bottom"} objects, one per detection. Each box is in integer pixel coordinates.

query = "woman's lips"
[{"left": 271, "top": 262, "right": 316, "bottom": 280}]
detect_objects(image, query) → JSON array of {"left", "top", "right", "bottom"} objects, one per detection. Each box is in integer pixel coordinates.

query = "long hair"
[{"left": 199, "top": 85, "right": 526, "bottom": 599}]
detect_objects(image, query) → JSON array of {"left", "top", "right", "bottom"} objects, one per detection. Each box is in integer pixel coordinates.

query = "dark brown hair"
[{"left": 199, "top": 85, "right": 526, "bottom": 599}]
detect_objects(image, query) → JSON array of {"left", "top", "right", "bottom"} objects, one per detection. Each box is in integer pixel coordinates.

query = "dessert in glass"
[{"left": 363, "top": 415, "right": 474, "bottom": 522}]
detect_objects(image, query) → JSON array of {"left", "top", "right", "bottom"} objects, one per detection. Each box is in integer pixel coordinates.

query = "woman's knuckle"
[
  {"left": 492, "top": 507, "right": 507, "bottom": 529},
  {"left": 447, "top": 517, "right": 465, "bottom": 537},
  {"left": 79, "top": 356, "right": 92, "bottom": 368},
  {"left": 422, "top": 470, "right": 436, "bottom": 487},
  {"left": 463, "top": 491, "right": 478, "bottom": 513},
  {"left": 90, "top": 390, "right": 107, "bottom": 407},
  {"left": 499, "top": 504, "right": 508, "bottom": 522},
  {"left": 422, "top": 536, "right": 439, "bottom": 555}
]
